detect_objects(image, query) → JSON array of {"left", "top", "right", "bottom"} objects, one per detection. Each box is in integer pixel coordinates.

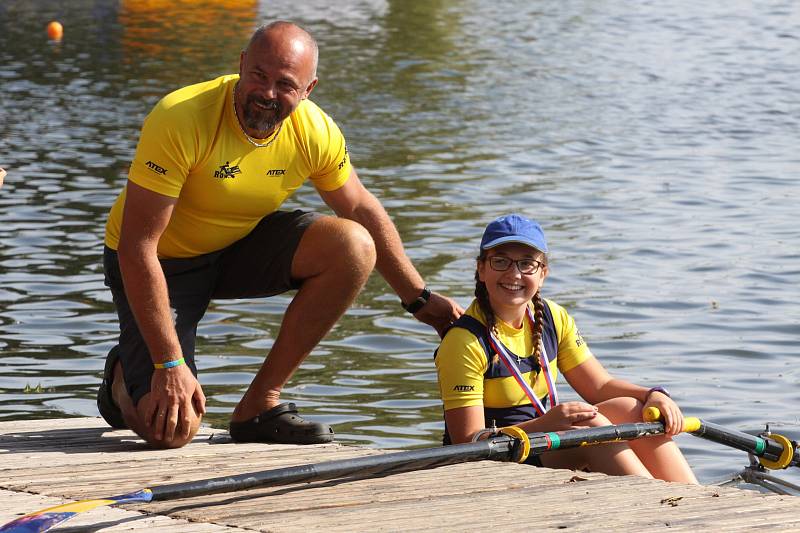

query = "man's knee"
[
  {"left": 337, "top": 219, "right": 376, "bottom": 269},
  {"left": 296, "top": 217, "right": 376, "bottom": 276},
  {"left": 121, "top": 393, "right": 203, "bottom": 449},
  {"left": 142, "top": 428, "right": 199, "bottom": 449},
  {"left": 128, "top": 415, "right": 201, "bottom": 449}
]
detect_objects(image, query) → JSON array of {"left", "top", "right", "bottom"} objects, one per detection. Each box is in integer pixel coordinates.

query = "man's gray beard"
[
  {"left": 244, "top": 112, "right": 278, "bottom": 135},
  {"left": 242, "top": 95, "right": 282, "bottom": 135}
]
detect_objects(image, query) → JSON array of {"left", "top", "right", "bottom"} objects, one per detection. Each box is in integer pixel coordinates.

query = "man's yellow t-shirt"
[{"left": 104, "top": 74, "right": 352, "bottom": 258}]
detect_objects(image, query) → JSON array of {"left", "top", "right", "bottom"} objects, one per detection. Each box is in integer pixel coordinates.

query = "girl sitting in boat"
[{"left": 435, "top": 214, "right": 698, "bottom": 482}]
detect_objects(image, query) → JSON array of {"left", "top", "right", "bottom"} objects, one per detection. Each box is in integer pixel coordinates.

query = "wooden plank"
[{"left": 2, "top": 418, "right": 800, "bottom": 533}]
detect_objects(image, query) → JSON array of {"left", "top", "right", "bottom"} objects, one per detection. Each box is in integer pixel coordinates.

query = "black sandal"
[
  {"left": 96, "top": 347, "right": 128, "bottom": 429},
  {"left": 229, "top": 402, "right": 334, "bottom": 444}
]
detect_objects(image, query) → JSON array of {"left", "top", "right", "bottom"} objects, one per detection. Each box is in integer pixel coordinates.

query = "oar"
[
  {"left": 1, "top": 420, "right": 666, "bottom": 533},
  {"left": 644, "top": 407, "right": 799, "bottom": 470}
]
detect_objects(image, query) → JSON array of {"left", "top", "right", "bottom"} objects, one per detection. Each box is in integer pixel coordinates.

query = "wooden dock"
[{"left": 2, "top": 418, "right": 799, "bottom": 532}]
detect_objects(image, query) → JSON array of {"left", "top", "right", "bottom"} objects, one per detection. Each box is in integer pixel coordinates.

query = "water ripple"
[{"left": 1, "top": 0, "right": 798, "bottom": 486}]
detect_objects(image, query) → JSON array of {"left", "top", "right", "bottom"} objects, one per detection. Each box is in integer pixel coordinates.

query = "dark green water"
[{"left": 1, "top": 0, "right": 798, "bottom": 486}]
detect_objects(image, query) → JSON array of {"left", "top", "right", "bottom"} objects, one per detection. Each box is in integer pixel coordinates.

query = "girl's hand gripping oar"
[{"left": 644, "top": 407, "right": 799, "bottom": 470}]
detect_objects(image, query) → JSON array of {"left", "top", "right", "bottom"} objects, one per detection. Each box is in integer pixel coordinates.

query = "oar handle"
[
  {"left": 643, "top": 407, "right": 702, "bottom": 432},
  {"left": 645, "top": 407, "right": 798, "bottom": 470}
]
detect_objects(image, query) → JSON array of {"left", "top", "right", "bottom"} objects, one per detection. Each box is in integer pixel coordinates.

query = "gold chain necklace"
[{"left": 232, "top": 83, "right": 282, "bottom": 148}]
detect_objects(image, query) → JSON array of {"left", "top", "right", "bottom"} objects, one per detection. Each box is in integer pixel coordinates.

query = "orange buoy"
[{"left": 47, "top": 21, "right": 63, "bottom": 41}]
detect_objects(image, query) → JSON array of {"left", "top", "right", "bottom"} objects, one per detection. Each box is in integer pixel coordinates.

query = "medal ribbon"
[{"left": 487, "top": 306, "right": 558, "bottom": 417}]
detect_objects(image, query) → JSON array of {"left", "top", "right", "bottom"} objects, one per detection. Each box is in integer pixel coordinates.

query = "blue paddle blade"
[{"left": 0, "top": 489, "right": 153, "bottom": 533}]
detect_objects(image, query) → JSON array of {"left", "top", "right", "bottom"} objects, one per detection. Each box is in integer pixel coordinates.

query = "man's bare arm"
[
  {"left": 319, "top": 169, "right": 463, "bottom": 335},
  {"left": 117, "top": 181, "right": 206, "bottom": 440}
]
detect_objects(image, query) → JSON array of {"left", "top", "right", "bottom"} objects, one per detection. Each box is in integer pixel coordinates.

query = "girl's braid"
[{"left": 531, "top": 291, "right": 545, "bottom": 361}]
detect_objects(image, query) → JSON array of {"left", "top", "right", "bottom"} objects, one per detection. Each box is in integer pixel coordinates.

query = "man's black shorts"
[{"left": 103, "top": 209, "right": 320, "bottom": 405}]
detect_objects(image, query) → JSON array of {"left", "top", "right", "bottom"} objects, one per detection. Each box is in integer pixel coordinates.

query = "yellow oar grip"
[
  {"left": 500, "top": 425, "right": 530, "bottom": 463},
  {"left": 643, "top": 407, "right": 701, "bottom": 433},
  {"left": 643, "top": 406, "right": 660, "bottom": 422},
  {"left": 758, "top": 433, "right": 795, "bottom": 470},
  {"left": 684, "top": 418, "right": 702, "bottom": 432}
]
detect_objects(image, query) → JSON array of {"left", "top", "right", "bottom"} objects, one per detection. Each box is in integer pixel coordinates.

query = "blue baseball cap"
[{"left": 480, "top": 214, "right": 548, "bottom": 253}]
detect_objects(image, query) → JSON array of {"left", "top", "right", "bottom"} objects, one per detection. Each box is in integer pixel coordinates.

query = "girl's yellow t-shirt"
[{"left": 436, "top": 299, "right": 593, "bottom": 411}]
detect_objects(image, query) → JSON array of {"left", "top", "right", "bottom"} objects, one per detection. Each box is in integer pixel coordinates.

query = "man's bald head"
[
  {"left": 246, "top": 21, "right": 319, "bottom": 82},
  {"left": 235, "top": 21, "right": 320, "bottom": 137}
]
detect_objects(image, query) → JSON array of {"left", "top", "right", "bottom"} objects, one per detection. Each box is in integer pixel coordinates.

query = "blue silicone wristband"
[{"left": 154, "top": 357, "right": 185, "bottom": 370}]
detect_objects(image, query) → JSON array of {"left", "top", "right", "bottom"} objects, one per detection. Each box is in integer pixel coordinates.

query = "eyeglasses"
[{"left": 487, "top": 256, "right": 543, "bottom": 275}]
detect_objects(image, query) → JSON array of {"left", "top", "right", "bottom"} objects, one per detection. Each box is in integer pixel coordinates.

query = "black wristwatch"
[
  {"left": 401, "top": 287, "right": 431, "bottom": 314},
  {"left": 645, "top": 386, "right": 671, "bottom": 401}
]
